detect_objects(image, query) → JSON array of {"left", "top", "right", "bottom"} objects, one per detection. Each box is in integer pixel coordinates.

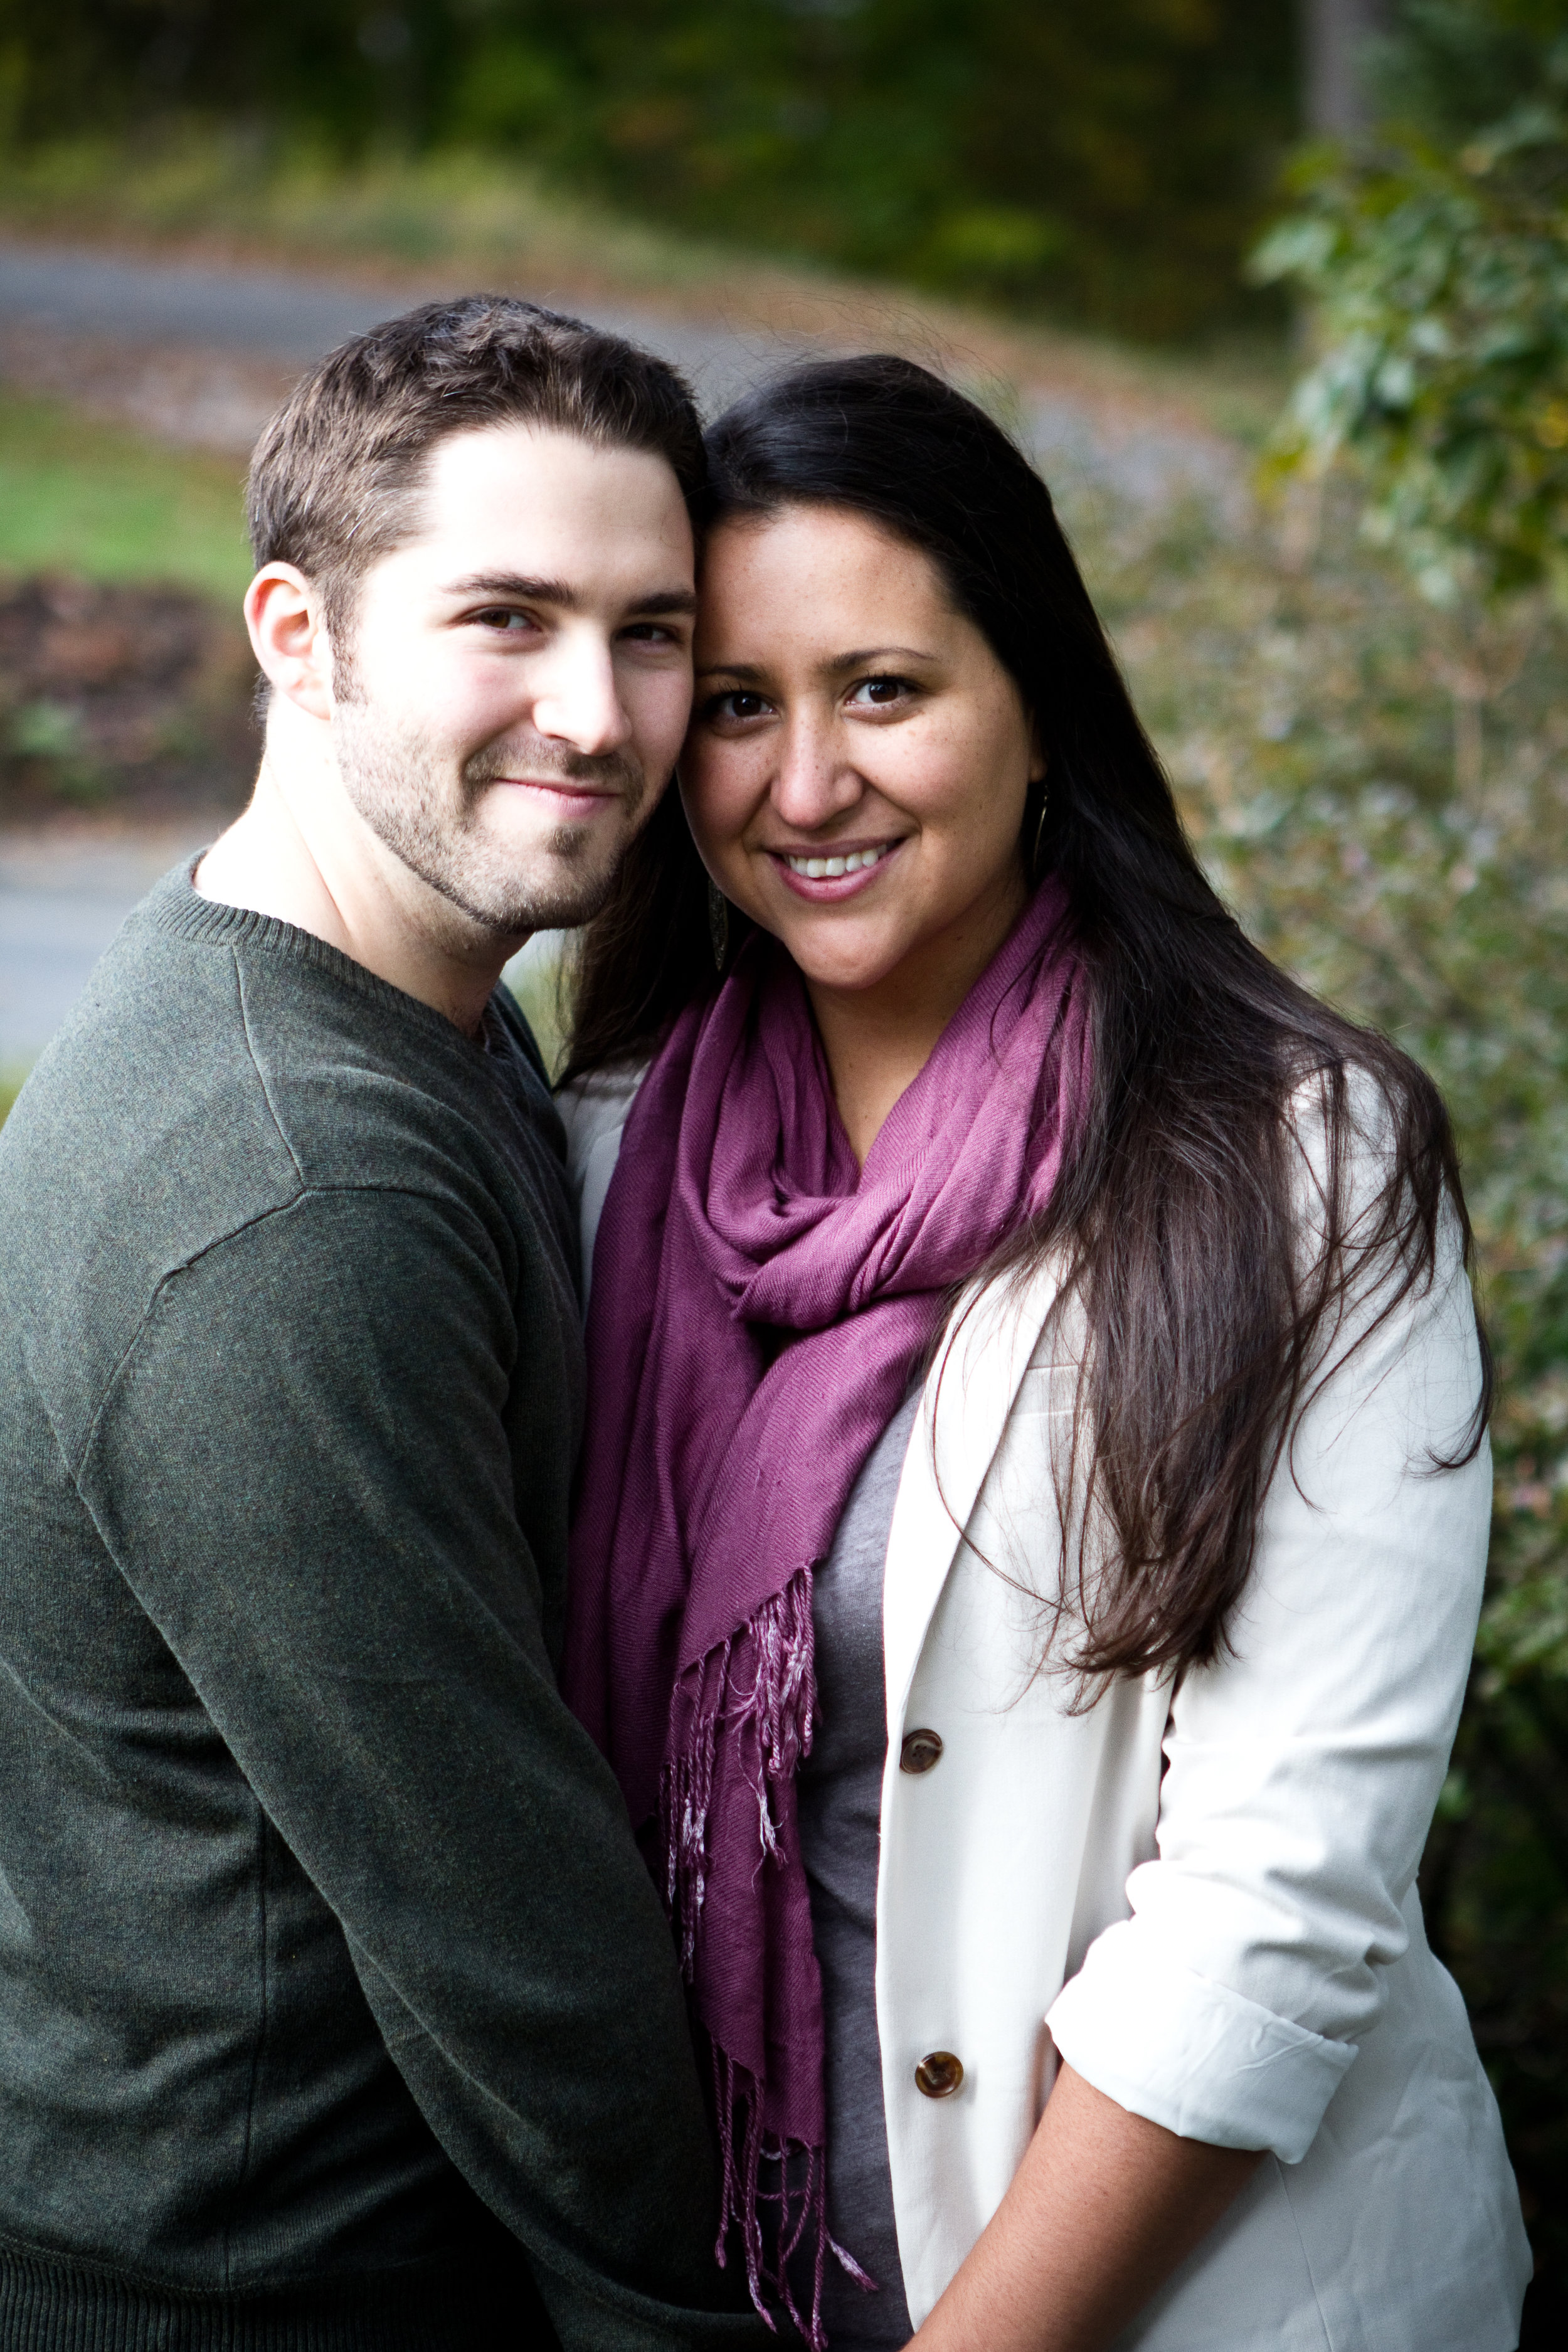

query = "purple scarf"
[{"left": 563, "top": 877, "right": 1087, "bottom": 2344}]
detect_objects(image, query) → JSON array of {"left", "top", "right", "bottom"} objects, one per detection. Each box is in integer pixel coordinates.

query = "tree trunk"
[{"left": 1302, "top": 0, "right": 1390, "bottom": 133}]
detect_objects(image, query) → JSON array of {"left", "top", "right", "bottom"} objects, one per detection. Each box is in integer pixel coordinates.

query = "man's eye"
[
  {"left": 473, "top": 608, "right": 534, "bottom": 632},
  {"left": 621, "top": 623, "right": 680, "bottom": 646}
]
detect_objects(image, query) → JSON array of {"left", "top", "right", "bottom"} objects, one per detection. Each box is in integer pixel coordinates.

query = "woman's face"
[{"left": 681, "top": 504, "right": 1042, "bottom": 1002}]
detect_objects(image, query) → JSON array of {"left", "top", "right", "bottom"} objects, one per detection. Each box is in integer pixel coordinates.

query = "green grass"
[
  {"left": 0, "top": 387, "right": 252, "bottom": 601},
  {"left": 0, "top": 1071, "right": 25, "bottom": 1128}
]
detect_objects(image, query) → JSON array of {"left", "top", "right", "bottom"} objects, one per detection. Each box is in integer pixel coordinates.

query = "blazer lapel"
[{"left": 882, "top": 1258, "right": 1064, "bottom": 1727}]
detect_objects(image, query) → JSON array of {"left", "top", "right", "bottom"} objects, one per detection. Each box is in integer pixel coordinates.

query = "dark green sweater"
[{"left": 0, "top": 868, "right": 759, "bottom": 2351}]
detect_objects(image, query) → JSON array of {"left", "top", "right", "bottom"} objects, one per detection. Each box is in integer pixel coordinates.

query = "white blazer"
[{"left": 563, "top": 1069, "right": 1532, "bottom": 2351}]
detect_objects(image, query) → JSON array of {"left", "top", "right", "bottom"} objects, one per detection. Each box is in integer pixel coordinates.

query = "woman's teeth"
[{"left": 782, "top": 845, "right": 891, "bottom": 879}]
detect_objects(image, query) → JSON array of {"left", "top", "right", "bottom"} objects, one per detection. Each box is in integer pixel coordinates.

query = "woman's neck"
[{"left": 805, "top": 862, "right": 1030, "bottom": 1166}]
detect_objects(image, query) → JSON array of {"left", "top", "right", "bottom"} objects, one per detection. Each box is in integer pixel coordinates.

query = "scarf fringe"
[
  {"left": 661, "top": 1568, "right": 817, "bottom": 1970},
  {"left": 711, "top": 2044, "right": 877, "bottom": 2352},
  {"left": 661, "top": 1570, "right": 878, "bottom": 2347}
]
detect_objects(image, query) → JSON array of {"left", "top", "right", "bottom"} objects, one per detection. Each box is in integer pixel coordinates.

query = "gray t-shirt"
[{"left": 797, "top": 1387, "right": 923, "bottom": 2348}]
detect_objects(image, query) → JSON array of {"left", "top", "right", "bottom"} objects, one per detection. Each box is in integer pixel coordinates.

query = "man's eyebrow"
[
  {"left": 440, "top": 573, "right": 698, "bottom": 617},
  {"left": 442, "top": 573, "right": 578, "bottom": 607}
]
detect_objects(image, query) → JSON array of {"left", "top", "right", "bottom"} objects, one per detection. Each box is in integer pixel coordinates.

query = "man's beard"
[{"left": 331, "top": 701, "right": 648, "bottom": 938}]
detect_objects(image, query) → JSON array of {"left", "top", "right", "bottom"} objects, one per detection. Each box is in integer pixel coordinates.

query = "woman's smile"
[{"left": 768, "top": 837, "right": 904, "bottom": 897}]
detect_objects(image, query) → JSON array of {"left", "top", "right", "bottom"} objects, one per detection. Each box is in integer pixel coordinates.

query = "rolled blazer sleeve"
[{"left": 1045, "top": 1086, "right": 1491, "bottom": 2161}]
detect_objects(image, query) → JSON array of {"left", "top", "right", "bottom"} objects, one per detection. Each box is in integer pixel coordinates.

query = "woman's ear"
[
  {"left": 245, "top": 564, "right": 334, "bottom": 725},
  {"left": 1029, "top": 716, "right": 1048, "bottom": 785}
]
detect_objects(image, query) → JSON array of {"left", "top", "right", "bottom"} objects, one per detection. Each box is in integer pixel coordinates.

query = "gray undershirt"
[{"left": 797, "top": 1387, "right": 922, "bottom": 2349}]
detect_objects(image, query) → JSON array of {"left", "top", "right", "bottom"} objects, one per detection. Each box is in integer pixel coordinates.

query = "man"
[{"left": 0, "top": 298, "right": 760, "bottom": 2349}]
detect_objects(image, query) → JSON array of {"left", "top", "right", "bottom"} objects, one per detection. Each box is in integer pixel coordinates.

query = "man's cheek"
[{"left": 639, "top": 673, "right": 697, "bottom": 772}]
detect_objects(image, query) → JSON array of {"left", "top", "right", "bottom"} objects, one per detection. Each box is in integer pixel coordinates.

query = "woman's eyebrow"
[
  {"left": 830, "top": 645, "right": 933, "bottom": 669},
  {"left": 696, "top": 645, "right": 933, "bottom": 681}
]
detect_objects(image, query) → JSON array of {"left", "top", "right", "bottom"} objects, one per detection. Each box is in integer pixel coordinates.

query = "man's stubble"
[{"left": 331, "top": 696, "right": 650, "bottom": 940}]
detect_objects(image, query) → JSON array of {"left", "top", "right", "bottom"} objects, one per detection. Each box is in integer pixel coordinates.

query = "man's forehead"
[
  {"left": 377, "top": 421, "right": 694, "bottom": 600},
  {"left": 428, "top": 421, "right": 684, "bottom": 524}
]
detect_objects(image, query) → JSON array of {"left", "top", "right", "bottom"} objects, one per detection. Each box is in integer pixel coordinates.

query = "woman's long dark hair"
[{"left": 563, "top": 354, "right": 1489, "bottom": 1680}]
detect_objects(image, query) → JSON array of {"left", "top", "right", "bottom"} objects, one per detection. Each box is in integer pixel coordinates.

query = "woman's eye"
[
  {"left": 848, "top": 675, "right": 913, "bottom": 709},
  {"left": 705, "top": 689, "right": 773, "bottom": 724}
]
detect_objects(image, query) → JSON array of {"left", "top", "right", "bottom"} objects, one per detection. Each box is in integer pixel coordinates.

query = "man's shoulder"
[{"left": 0, "top": 891, "right": 542, "bottom": 1443}]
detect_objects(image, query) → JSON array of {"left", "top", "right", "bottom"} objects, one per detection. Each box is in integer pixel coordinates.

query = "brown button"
[
  {"left": 900, "top": 1728, "right": 944, "bottom": 1774},
  {"left": 914, "top": 2050, "right": 965, "bottom": 2100}
]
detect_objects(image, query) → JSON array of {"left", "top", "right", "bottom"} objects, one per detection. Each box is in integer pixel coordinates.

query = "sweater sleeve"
[
  {"left": 75, "top": 1182, "right": 758, "bottom": 2350},
  {"left": 1044, "top": 1095, "right": 1491, "bottom": 2163}
]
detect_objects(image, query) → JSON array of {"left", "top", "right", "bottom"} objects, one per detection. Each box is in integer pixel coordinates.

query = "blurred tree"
[
  {"left": 0, "top": 1, "right": 1300, "bottom": 341},
  {"left": 1303, "top": 0, "right": 1391, "bottom": 130}
]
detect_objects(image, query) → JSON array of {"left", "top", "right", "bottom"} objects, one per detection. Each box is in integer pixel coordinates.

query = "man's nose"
[
  {"left": 771, "top": 716, "right": 864, "bottom": 831},
  {"left": 530, "top": 635, "right": 633, "bottom": 758}
]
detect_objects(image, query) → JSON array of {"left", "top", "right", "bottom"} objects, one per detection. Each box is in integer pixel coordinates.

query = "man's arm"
[{"left": 78, "top": 1182, "right": 758, "bottom": 2349}]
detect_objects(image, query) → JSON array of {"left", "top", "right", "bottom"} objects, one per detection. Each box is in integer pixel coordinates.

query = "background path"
[{"left": 0, "top": 235, "right": 1244, "bottom": 497}]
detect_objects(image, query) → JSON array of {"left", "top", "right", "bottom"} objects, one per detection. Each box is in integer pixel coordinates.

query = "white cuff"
[{"left": 1044, "top": 1920, "right": 1358, "bottom": 2164}]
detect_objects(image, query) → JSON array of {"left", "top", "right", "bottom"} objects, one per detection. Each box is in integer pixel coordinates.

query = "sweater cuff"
[{"left": 1044, "top": 1920, "right": 1358, "bottom": 2163}]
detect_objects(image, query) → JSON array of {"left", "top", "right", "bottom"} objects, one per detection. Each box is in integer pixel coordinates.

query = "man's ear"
[{"left": 245, "top": 564, "right": 334, "bottom": 724}]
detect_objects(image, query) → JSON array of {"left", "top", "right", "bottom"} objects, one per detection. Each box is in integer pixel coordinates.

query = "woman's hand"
[{"left": 908, "top": 2063, "right": 1263, "bottom": 2352}]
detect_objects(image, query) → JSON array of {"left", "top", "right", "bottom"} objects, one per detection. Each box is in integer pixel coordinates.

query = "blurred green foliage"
[
  {"left": 1082, "top": 453, "right": 1567, "bottom": 2333},
  {"left": 0, "top": 1, "right": 1296, "bottom": 341},
  {"left": 1254, "top": 5, "right": 1568, "bottom": 609},
  {"left": 1241, "top": 6, "right": 1568, "bottom": 2326}
]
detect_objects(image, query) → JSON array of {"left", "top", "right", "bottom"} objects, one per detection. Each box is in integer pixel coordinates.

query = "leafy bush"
[
  {"left": 1233, "top": 12, "right": 1568, "bottom": 2321},
  {"left": 1068, "top": 457, "right": 1568, "bottom": 2334},
  {"left": 1253, "top": 53, "right": 1568, "bottom": 608}
]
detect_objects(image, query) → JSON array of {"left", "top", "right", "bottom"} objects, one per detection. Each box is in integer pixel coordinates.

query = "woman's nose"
[{"left": 770, "top": 719, "right": 863, "bottom": 831}]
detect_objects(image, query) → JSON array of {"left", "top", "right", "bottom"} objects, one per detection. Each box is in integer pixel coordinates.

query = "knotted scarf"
[{"left": 563, "top": 876, "right": 1088, "bottom": 2344}]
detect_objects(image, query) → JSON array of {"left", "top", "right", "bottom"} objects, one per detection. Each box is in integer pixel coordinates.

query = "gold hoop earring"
[{"left": 707, "top": 877, "right": 730, "bottom": 973}]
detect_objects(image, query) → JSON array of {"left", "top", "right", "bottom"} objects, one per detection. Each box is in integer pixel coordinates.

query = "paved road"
[
  {"left": 0, "top": 830, "right": 198, "bottom": 1068},
  {"left": 0, "top": 236, "right": 1242, "bottom": 1064},
  {"left": 0, "top": 236, "right": 829, "bottom": 430}
]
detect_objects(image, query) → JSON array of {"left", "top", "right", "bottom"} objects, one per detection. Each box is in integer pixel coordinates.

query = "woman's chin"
[{"left": 770, "top": 933, "right": 914, "bottom": 999}]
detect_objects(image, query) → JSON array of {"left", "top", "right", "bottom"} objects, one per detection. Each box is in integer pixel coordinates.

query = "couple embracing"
[{"left": 0, "top": 298, "right": 1530, "bottom": 2352}]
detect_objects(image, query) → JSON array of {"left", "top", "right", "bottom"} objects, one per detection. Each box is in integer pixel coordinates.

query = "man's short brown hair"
[{"left": 246, "top": 294, "right": 706, "bottom": 642}]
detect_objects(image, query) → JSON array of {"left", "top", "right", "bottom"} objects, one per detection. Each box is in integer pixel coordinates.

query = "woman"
[{"left": 559, "top": 357, "right": 1530, "bottom": 2351}]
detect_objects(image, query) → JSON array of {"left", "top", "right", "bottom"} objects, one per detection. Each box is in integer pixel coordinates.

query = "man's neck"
[{"left": 195, "top": 708, "right": 525, "bottom": 1038}]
